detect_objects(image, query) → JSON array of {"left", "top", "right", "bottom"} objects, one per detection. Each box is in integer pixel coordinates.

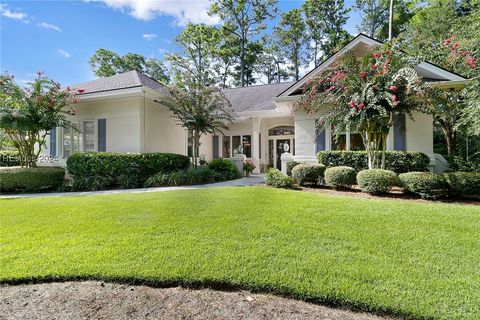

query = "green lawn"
[{"left": 1, "top": 187, "right": 479, "bottom": 319}]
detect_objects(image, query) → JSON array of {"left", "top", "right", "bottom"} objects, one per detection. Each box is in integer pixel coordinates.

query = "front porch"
[{"left": 211, "top": 116, "right": 296, "bottom": 173}]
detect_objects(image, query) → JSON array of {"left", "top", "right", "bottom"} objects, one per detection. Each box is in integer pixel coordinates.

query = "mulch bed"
[{"left": 0, "top": 281, "right": 393, "bottom": 320}]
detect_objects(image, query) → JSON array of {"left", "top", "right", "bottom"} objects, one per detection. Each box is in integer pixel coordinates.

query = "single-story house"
[{"left": 43, "top": 34, "right": 468, "bottom": 173}]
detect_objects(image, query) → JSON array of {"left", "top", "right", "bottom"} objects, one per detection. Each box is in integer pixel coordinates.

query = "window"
[
  {"left": 83, "top": 120, "right": 95, "bottom": 152},
  {"left": 331, "top": 130, "right": 365, "bottom": 151},
  {"left": 331, "top": 133, "right": 347, "bottom": 151},
  {"left": 350, "top": 133, "right": 364, "bottom": 151},
  {"left": 268, "top": 126, "right": 294, "bottom": 136},
  {"left": 223, "top": 134, "right": 253, "bottom": 158},
  {"left": 222, "top": 135, "right": 231, "bottom": 158},
  {"left": 232, "top": 136, "right": 241, "bottom": 153},
  {"left": 242, "top": 135, "right": 251, "bottom": 158},
  {"left": 63, "top": 123, "right": 82, "bottom": 157},
  {"left": 62, "top": 121, "right": 95, "bottom": 157}
]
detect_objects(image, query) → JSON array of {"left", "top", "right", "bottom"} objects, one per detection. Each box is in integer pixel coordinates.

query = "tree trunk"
[
  {"left": 444, "top": 127, "right": 456, "bottom": 158},
  {"left": 240, "top": 39, "right": 245, "bottom": 87}
]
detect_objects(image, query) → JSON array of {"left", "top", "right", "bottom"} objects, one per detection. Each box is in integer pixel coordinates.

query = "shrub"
[
  {"left": 243, "top": 160, "right": 256, "bottom": 175},
  {"left": 0, "top": 150, "right": 20, "bottom": 167},
  {"left": 317, "top": 151, "right": 430, "bottom": 173},
  {"left": 444, "top": 172, "right": 480, "bottom": 196},
  {"left": 0, "top": 167, "right": 65, "bottom": 193},
  {"left": 398, "top": 172, "right": 448, "bottom": 199},
  {"left": 286, "top": 161, "right": 301, "bottom": 176},
  {"left": 450, "top": 155, "right": 480, "bottom": 172},
  {"left": 66, "top": 152, "right": 190, "bottom": 191},
  {"left": 265, "top": 168, "right": 295, "bottom": 189},
  {"left": 208, "top": 158, "right": 240, "bottom": 181},
  {"left": 324, "top": 166, "right": 357, "bottom": 189},
  {"left": 145, "top": 167, "right": 217, "bottom": 187},
  {"left": 356, "top": 169, "right": 397, "bottom": 194},
  {"left": 291, "top": 163, "right": 326, "bottom": 186}
]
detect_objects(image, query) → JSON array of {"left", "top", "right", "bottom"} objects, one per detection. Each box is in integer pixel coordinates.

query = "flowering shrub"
[
  {"left": 442, "top": 35, "right": 477, "bottom": 71},
  {"left": 243, "top": 159, "right": 256, "bottom": 176},
  {"left": 297, "top": 44, "right": 424, "bottom": 169},
  {"left": 0, "top": 72, "right": 80, "bottom": 167}
]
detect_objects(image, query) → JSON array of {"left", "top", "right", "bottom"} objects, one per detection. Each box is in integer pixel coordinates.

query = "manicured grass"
[{"left": 1, "top": 187, "right": 479, "bottom": 319}]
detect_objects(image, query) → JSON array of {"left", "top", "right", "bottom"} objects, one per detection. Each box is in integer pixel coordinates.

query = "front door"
[{"left": 276, "top": 139, "right": 290, "bottom": 169}]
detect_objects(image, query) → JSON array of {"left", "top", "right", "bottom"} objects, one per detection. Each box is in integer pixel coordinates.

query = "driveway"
[{"left": 0, "top": 174, "right": 265, "bottom": 199}]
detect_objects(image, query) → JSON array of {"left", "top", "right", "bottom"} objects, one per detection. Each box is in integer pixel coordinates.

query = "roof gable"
[
  {"left": 73, "top": 70, "right": 170, "bottom": 97},
  {"left": 278, "top": 34, "right": 466, "bottom": 97}
]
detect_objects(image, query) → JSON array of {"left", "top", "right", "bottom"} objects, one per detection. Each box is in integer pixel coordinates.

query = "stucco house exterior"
[{"left": 43, "top": 35, "right": 468, "bottom": 173}]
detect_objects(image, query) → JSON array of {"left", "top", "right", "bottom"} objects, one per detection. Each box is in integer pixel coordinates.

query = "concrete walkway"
[{"left": 0, "top": 174, "right": 265, "bottom": 199}]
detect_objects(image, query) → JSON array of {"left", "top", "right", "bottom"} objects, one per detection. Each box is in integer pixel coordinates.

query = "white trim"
[
  {"left": 416, "top": 62, "right": 465, "bottom": 81},
  {"left": 279, "top": 35, "right": 381, "bottom": 97},
  {"left": 433, "top": 79, "right": 471, "bottom": 89},
  {"left": 78, "top": 87, "right": 143, "bottom": 101}
]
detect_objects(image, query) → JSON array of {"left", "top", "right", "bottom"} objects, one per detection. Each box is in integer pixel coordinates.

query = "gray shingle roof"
[
  {"left": 222, "top": 82, "right": 293, "bottom": 114},
  {"left": 73, "top": 70, "right": 170, "bottom": 96},
  {"left": 74, "top": 71, "right": 291, "bottom": 114}
]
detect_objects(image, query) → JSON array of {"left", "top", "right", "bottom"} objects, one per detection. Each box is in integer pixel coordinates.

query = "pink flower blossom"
[
  {"left": 443, "top": 36, "right": 454, "bottom": 46},
  {"left": 391, "top": 95, "right": 397, "bottom": 102},
  {"left": 466, "top": 56, "right": 477, "bottom": 69},
  {"left": 357, "top": 103, "right": 365, "bottom": 110},
  {"left": 328, "top": 85, "right": 336, "bottom": 91},
  {"left": 371, "top": 64, "right": 378, "bottom": 70},
  {"left": 360, "top": 71, "right": 367, "bottom": 79},
  {"left": 389, "top": 85, "right": 397, "bottom": 91},
  {"left": 452, "top": 42, "right": 459, "bottom": 50},
  {"left": 373, "top": 52, "right": 381, "bottom": 59}
]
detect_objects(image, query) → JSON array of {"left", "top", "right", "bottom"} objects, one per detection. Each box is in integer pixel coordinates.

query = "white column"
[
  {"left": 293, "top": 112, "right": 317, "bottom": 163},
  {"left": 281, "top": 152, "right": 295, "bottom": 175},
  {"left": 251, "top": 117, "right": 261, "bottom": 174}
]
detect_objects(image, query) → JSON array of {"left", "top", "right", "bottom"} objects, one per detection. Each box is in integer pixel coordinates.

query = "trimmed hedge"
[
  {"left": 0, "top": 150, "right": 20, "bottom": 167},
  {"left": 67, "top": 152, "right": 191, "bottom": 191},
  {"left": 317, "top": 151, "right": 431, "bottom": 173},
  {"left": 0, "top": 167, "right": 65, "bottom": 193},
  {"left": 265, "top": 168, "right": 295, "bottom": 189},
  {"left": 398, "top": 172, "right": 448, "bottom": 199},
  {"left": 145, "top": 167, "right": 217, "bottom": 187},
  {"left": 286, "top": 161, "right": 301, "bottom": 176},
  {"left": 444, "top": 172, "right": 480, "bottom": 196},
  {"left": 357, "top": 169, "right": 397, "bottom": 194},
  {"left": 324, "top": 166, "right": 357, "bottom": 189},
  {"left": 291, "top": 163, "right": 326, "bottom": 186},
  {"left": 208, "top": 158, "right": 240, "bottom": 181}
]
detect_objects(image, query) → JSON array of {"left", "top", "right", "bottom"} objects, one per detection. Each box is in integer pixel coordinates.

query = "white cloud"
[
  {"left": 142, "top": 33, "right": 157, "bottom": 41},
  {"left": 38, "top": 22, "right": 61, "bottom": 31},
  {"left": 0, "top": 4, "right": 27, "bottom": 21},
  {"left": 90, "top": 0, "right": 218, "bottom": 26},
  {"left": 57, "top": 49, "right": 71, "bottom": 58},
  {"left": 158, "top": 48, "right": 169, "bottom": 54}
]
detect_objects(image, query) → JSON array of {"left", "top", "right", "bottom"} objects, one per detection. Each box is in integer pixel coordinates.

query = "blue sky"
[{"left": 0, "top": 0, "right": 362, "bottom": 86}]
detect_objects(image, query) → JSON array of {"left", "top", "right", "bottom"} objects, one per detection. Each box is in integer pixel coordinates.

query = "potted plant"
[{"left": 243, "top": 160, "right": 256, "bottom": 177}]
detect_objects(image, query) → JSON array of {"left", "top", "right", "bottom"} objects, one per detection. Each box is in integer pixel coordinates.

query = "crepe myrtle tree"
[
  {"left": 165, "top": 75, "right": 234, "bottom": 168},
  {"left": 296, "top": 44, "right": 424, "bottom": 169},
  {"left": 0, "top": 72, "right": 80, "bottom": 167}
]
